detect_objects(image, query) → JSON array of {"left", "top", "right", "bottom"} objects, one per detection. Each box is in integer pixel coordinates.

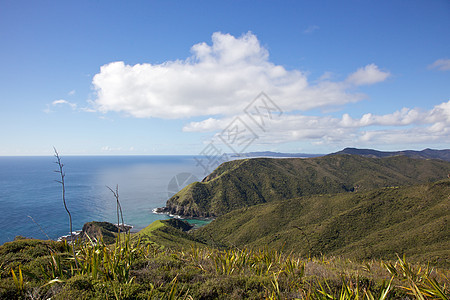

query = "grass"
[
  {"left": 0, "top": 202, "right": 449, "bottom": 298},
  {"left": 0, "top": 237, "right": 449, "bottom": 299},
  {"left": 194, "top": 179, "right": 450, "bottom": 267},
  {"left": 138, "top": 220, "right": 166, "bottom": 236},
  {"left": 133, "top": 219, "right": 204, "bottom": 249}
]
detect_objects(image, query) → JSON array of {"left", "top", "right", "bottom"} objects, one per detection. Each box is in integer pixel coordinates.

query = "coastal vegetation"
[
  {"left": 160, "top": 155, "right": 450, "bottom": 217},
  {"left": 0, "top": 227, "right": 449, "bottom": 299},
  {"left": 0, "top": 153, "right": 449, "bottom": 299},
  {"left": 193, "top": 179, "right": 450, "bottom": 266}
]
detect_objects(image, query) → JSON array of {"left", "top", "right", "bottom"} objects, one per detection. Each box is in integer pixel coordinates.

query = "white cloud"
[
  {"left": 358, "top": 125, "right": 450, "bottom": 145},
  {"left": 68, "top": 90, "right": 76, "bottom": 96},
  {"left": 183, "top": 117, "right": 231, "bottom": 132},
  {"left": 428, "top": 58, "right": 450, "bottom": 71},
  {"left": 86, "top": 32, "right": 450, "bottom": 149},
  {"left": 340, "top": 108, "right": 421, "bottom": 127},
  {"left": 184, "top": 100, "right": 450, "bottom": 148},
  {"left": 44, "top": 99, "right": 77, "bottom": 113},
  {"left": 91, "top": 32, "right": 389, "bottom": 119},
  {"left": 52, "top": 99, "right": 77, "bottom": 110},
  {"left": 101, "top": 146, "right": 123, "bottom": 152},
  {"left": 101, "top": 146, "right": 136, "bottom": 153},
  {"left": 346, "top": 64, "right": 391, "bottom": 86}
]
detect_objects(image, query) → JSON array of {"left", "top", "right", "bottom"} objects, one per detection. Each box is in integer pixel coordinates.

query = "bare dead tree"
[
  {"left": 106, "top": 184, "right": 124, "bottom": 243},
  {"left": 54, "top": 147, "right": 79, "bottom": 268}
]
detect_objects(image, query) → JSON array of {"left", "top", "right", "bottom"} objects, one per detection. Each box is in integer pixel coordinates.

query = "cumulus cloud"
[
  {"left": 346, "top": 64, "right": 391, "bottom": 86},
  {"left": 428, "top": 58, "right": 450, "bottom": 71},
  {"left": 340, "top": 108, "right": 421, "bottom": 127},
  {"left": 91, "top": 32, "right": 389, "bottom": 119},
  {"left": 358, "top": 123, "right": 450, "bottom": 145},
  {"left": 86, "top": 31, "right": 450, "bottom": 149},
  {"left": 184, "top": 100, "right": 450, "bottom": 148},
  {"left": 183, "top": 117, "right": 231, "bottom": 132}
]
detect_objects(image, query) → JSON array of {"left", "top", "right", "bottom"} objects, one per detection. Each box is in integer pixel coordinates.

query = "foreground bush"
[{"left": 0, "top": 237, "right": 449, "bottom": 299}]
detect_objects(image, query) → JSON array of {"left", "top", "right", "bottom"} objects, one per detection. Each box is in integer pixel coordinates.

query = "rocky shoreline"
[
  {"left": 153, "top": 206, "right": 215, "bottom": 219},
  {"left": 57, "top": 221, "right": 133, "bottom": 243}
]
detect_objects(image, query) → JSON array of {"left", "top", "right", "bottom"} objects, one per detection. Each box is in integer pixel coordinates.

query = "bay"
[{"left": 0, "top": 155, "right": 207, "bottom": 245}]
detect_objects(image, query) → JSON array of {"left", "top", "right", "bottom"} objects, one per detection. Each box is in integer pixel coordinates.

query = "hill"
[
  {"left": 194, "top": 179, "right": 450, "bottom": 266},
  {"left": 134, "top": 218, "right": 204, "bottom": 249},
  {"left": 333, "top": 147, "right": 450, "bottom": 161},
  {"left": 158, "top": 155, "right": 450, "bottom": 218},
  {"left": 228, "top": 148, "right": 450, "bottom": 161}
]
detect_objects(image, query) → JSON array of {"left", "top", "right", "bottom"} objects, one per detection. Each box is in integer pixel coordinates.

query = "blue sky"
[{"left": 0, "top": 0, "right": 449, "bottom": 155}]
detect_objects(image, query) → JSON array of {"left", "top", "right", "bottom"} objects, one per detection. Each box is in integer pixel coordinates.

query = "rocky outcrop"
[
  {"left": 80, "top": 221, "right": 132, "bottom": 244},
  {"left": 155, "top": 203, "right": 214, "bottom": 218},
  {"left": 164, "top": 218, "right": 194, "bottom": 231},
  {"left": 156, "top": 180, "right": 215, "bottom": 218}
]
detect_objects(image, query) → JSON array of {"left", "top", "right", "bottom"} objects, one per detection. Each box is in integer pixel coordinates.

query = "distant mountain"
[
  {"left": 194, "top": 179, "right": 450, "bottom": 265},
  {"left": 229, "top": 151, "right": 323, "bottom": 158},
  {"left": 332, "top": 147, "right": 450, "bottom": 161},
  {"left": 157, "top": 154, "right": 450, "bottom": 218},
  {"left": 230, "top": 148, "right": 450, "bottom": 161}
]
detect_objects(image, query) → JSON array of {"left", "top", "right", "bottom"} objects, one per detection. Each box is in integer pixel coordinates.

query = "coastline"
[
  {"left": 56, "top": 223, "right": 134, "bottom": 242},
  {"left": 152, "top": 208, "right": 214, "bottom": 228},
  {"left": 52, "top": 210, "right": 214, "bottom": 243},
  {"left": 0, "top": 155, "right": 206, "bottom": 245}
]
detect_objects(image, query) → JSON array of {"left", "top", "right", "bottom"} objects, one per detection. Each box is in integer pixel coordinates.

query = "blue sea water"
[{"left": 0, "top": 156, "right": 207, "bottom": 245}]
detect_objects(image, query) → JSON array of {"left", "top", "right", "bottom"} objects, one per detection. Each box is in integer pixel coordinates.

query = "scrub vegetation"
[{"left": 162, "top": 155, "right": 450, "bottom": 218}]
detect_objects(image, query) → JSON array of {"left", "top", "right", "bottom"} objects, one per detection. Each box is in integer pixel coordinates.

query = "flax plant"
[
  {"left": 73, "top": 233, "right": 138, "bottom": 283},
  {"left": 383, "top": 255, "right": 449, "bottom": 300},
  {"left": 10, "top": 265, "right": 24, "bottom": 292}
]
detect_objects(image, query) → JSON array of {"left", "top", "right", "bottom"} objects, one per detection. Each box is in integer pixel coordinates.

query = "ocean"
[{"left": 0, "top": 155, "right": 208, "bottom": 245}]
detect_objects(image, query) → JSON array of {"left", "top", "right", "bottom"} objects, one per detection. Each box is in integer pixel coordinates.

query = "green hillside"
[
  {"left": 160, "top": 154, "right": 450, "bottom": 217},
  {"left": 134, "top": 218, "right": 204, "bottom": 249},
  {"left": 194, "top": 179, "right": 450, "bottom": 266}
]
